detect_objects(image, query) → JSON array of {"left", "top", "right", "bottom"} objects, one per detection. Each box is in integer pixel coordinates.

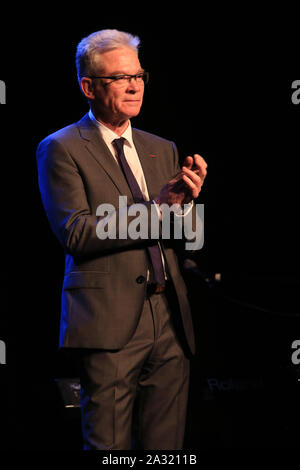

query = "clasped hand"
[{"left": 154, "top": 154, "right": 207, "bottom": 207}]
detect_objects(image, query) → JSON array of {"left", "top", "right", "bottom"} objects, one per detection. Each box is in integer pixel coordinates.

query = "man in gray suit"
[{"left": 36, "top": 29, "right": 207, "bottom": 450}]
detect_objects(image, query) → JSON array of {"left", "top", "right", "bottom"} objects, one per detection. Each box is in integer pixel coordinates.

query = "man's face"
[{"left": 90, "top": 47, "right": 145, "bottom": 124}]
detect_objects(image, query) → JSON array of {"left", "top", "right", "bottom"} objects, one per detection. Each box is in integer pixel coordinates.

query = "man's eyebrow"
[{"left": 105, "top": 68, "right": 144, "bottom": 76}]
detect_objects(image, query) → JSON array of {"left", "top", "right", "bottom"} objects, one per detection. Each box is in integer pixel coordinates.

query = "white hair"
[{"left": 76, "top": 29, "right": 141, "bottom": 83}]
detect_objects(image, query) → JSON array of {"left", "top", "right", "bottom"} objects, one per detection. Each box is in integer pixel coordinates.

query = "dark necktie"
[{"left": 113, "top": 137, "right": 165, "bottom": 286}]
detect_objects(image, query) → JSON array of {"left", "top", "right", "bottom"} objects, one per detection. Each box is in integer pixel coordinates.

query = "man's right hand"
[{"left": 154, "top": 171, "right": 187, "bottom": 207}]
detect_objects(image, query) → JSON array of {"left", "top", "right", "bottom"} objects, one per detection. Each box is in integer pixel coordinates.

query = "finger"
[
  {"left": 192, "top": 155, "right": 207, "bottom": 179},
  {"left": 170, "top": 171, "right": 184, "bottom": 183},
  {"left": 171, "top": 167, "right": 198, "bottom": 185},
  {"left": 183, "top": 156, "right": 194, "bottom": 169},
  {"left": 182, "top": 174, "right": 200, "bottom": 198},
  {"left": 182, "top": 166, "right": 202, "bottom": 185},
  {"left": 193, "top": 154, "right": 208, "bottom": 169}
]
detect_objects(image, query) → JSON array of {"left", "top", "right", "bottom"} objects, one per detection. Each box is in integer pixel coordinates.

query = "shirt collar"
[{"left": 88, "top": 109, "right": 133, "bottom": 148}]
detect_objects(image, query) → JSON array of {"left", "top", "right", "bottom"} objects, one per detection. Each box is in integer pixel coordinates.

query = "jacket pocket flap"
[{"left": 63, "top": 271, "right": 107, "bottom": 289}]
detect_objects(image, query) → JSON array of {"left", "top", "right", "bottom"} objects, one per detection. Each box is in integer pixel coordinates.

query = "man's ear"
[{"left": 80, "top": 77, "right": 95, "bottom": 100}]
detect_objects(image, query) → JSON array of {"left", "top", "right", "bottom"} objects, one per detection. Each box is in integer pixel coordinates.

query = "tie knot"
[{"left": 113, "top": 137, "right": 125, "bottom": 152}]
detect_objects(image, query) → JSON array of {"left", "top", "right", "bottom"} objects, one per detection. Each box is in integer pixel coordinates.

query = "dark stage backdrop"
[{"left": 0, "top": 11, "right": 299, "bottom": 450}]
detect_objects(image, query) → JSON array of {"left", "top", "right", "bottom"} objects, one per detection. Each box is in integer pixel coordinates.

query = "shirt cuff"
[
  {"left": 174, "top": 200, "right": 194, "bottom": 217},
  {"left": 152, "top": 199, "right": 194, "bottom": 219}
]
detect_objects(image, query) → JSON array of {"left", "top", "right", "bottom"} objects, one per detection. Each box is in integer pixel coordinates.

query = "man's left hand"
[{"left": 181, "top": 154, "right": 207, "bottom": 203}]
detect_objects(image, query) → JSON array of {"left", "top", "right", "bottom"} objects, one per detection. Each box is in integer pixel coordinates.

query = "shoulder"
[
  {"left": 132, "top": 127, "right": 179, "bottom": 173},
  {"left": 37, "top": 122, "right": 79, "bottom": 152},
  {"left": 37, "top": 113, "right": 92, "bottom": 153},
  {"left": 132, "top": 127, "right": 175, "bottom": 148},
  {"left": 36, "top": 120, "right": 85, "bottom": 169}
]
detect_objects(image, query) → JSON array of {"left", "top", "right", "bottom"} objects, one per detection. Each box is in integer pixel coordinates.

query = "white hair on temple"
[{"left": 76, "top": 29, "right": 141, "bottom": 83}]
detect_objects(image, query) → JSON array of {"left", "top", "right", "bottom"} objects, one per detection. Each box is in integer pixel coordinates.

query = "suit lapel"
[
  {"left": 132, "top": 129, "right": 162, "bottom": 200},
  {"left": 76, "top": 113, "right": 133, "bottom": 199}
]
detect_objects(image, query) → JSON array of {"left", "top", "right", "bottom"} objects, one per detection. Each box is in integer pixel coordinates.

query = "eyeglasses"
[{"left": 88, "top": 71, "right": 149, "bottom": 87}]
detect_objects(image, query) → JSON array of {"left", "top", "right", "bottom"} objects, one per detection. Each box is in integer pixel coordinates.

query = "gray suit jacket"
[{"left": 36, "top": 113, "right": 196, "bottom": 355}]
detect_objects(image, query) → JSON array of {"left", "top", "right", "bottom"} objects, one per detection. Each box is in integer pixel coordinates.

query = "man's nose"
[{"left": 127, "top": 77, "right": 140, "bottom": 92}]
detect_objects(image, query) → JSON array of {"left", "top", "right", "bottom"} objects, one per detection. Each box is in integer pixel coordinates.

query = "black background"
[{"left": 0, "top": 9, "right": 299, "bottom": 450}]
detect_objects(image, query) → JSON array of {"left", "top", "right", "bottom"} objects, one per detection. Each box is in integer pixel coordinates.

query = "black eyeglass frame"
[{"left": 88, "top": 71, "right": 149, "bottom": 85}]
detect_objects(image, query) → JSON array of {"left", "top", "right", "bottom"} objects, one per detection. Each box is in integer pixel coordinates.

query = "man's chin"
[{"left": 122, "top": 104, "right": 142, "bottom": 118}]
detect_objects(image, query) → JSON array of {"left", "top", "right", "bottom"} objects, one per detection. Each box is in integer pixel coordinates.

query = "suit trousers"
[{"left": 79, "top": 287, "right": 190, "bottom": 450}]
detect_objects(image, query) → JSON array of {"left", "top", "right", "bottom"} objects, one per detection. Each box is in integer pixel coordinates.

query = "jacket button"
[{"left": 136, "top": 275, "right": 146, "bottom": 284}]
